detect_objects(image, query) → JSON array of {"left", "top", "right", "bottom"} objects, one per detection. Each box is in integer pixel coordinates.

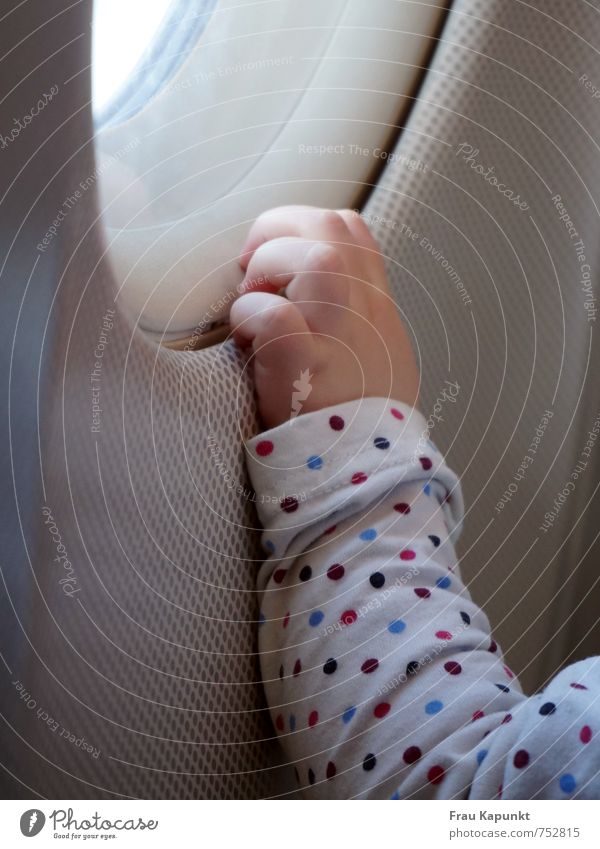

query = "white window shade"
[{"left": 95, "top": 0, "right": 447, "bottom": 340}]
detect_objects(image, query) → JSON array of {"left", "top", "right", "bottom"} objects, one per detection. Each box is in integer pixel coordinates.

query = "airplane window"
[{"left": 91, "top": 0, "right": 216, "bottom": 124}]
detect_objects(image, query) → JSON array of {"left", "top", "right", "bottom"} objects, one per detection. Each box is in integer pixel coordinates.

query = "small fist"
[{"left": 230, "top": 206, "right": 420, "bottom": 429}]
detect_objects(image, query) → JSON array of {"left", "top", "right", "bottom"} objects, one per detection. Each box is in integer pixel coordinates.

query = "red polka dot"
[
  {"left": 502, "top": 713, "right": 512, "bottom": 724},
  {"left": 444, "top": 661, "right": 462, "bottom": 675},
  {"left": 420, "top": 456, "right": 433, "bottom": 471},
  {"left": 361, "top": 658, "right": 379, "bottom": 674},
  {"left": 351, "top": 471, "right": 368, "bottom": 485},
  {"left": 374, "top": 702, "right": 390, "bottom": 718},
  {"left": 489, "top": 639, "right": 498, "bottom": 653},
  {"left": 283, "top": 611, "right": 290, "bottom": 629},
  {"left": 403, "top": 746, "right": 421, "bottom": 764},
  {"left": 327, "top": 563, "right": 345, "bottom": 581},
  {"left": 498, "top": 784, "right": 503, "bottom": 799},
  {"left": 308, "top": 710, "right": 319, "bottom": 727},
  {"left": 326, "top": 761, "right": 336, "bottom": 780},
  {"left": 256, "top": 440, "right": 274, "bottom": 456},
  {"left": 281, "top": 496, "right": 299, "bottom": 513},
  {"left": 329, "top": 415, "right": 345, "bottom": 431},
  {"left": 293, "top": 659, "right": 302, "bottom": 676},
  {"left": 571, "top": 682, "right": 588, "bottom": 690},
  {"left": 513, "top": 749, "right": 529, "bottom": 769},
  {"left": 324, "top": 524, "right": 337, "bottom": 535},
  {"left": 504, "top": 665, "right": 515, "bottom": 679},
  {"left": 427, "top": 764, "right": 445, "bottom": 785},
  {"left": 275, "top": 714, "right": 284, "bottom": 732},
  {"left": 391, "top": 408, "right": 405, "bottom": 420},
  {"left": 414, "top": 588, "right": 431, "bottom": 599},
  {"left": 580, "top": 725, "right": 592, "bottom": 744},
  {"left": 394, "top": 502, "right": 411, "bottom": 514},
  {"left": 472, "top": 710, "right": 485, "bottom": 722},
  {"left": 400, "top": 549, "right": 416, "bottom": 561},
  {"left": 341, "top": 609, "right": 358, "bottom": 626},
  {"left": 436, "top": 630, "right": 453, "bottom": 641},
  {"left": 273, "top": 569, "right": 287, "bottom": 584}
]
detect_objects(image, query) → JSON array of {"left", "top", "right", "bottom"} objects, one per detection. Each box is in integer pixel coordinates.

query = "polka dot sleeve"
[{"left": 245, "top": 397, "right": 600, "bottom": 799}]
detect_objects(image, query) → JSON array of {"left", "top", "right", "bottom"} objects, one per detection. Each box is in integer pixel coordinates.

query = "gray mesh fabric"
[{"left": 3, "top": 0, "right": 600, "bottom": 798}]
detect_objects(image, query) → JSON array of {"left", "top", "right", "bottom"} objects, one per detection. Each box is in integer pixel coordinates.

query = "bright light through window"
[{"left": 92, "top": 0, "right": 175, "bottom": 116}]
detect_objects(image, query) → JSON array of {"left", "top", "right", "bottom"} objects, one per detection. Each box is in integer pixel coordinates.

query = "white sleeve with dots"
[{"left": 245, "top": 397, "right": 600, "bottom": 799}]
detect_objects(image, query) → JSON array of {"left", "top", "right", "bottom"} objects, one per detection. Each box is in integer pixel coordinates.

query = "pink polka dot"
[
  {"left": 436, "top": 630, "right": 452, "bottom": 641},
  {"left": 504, "top": 665, "right": 515, "bottom": 679},
  {"left": 281, "top": 496, "right": 298, "bottom": 513},
  {"left": 326, "top": 761, "right": 336, "bottom": 779},
  {"left": 374, "top": 702, "right": 390, "bottom": 719},
  {"left": 513, "top": 749, "right": 529, "bottom": 769},
  {"left": 329, "top": 415, "right": 345, "bottom": 431},
  {"left": 394, "top": 502, "right": 411, "bottom": 514},
  {"left": 427, "top": 764, "right": 445, "bottom": 785},
  {"left": 571, "top": 682, "right": 588, "bottom": 690},
  {"left": 273, "top": 569, "right": 287, "bottom": 584},
  {"left": 275, "top": 714, "right": 284, "bottom": 732},
  {"left": 400, "top": 549, "right": 416, "bottom": 561},
  {"left": 293, "top": 659, "right": 302, "bottom": 676},
  {"left": 308, "top": 710, "right": 319, "bottom": 727},
  {"left": 341, "top": 609, "right": 358, "bottom": 626},
  {"left": 327, "top": 563, "right": 345, "bottom": 581},
  {"left": 502, "top": 713, "right": 512, "bottom": 724},
  {"left": 580, "top": 725, "right": 592, "bottom": 744},
  {"left": 282, "top": 611, "right": 290, "bottom": 629},
  {"left": 256, "top": 440, "right": 274, "bottom": 456},
  {"left": 414, "top": 588, "right": 431, "bottom": 599},
  {"left": 420, "top": 456, "right": 432, "bottom": 471},
  {"left": 444, "top": 661, "right": 462, "bottom": 675},
  {"left": 472, "top": 710, "right": 485, "bottom": 722},
  {"left": 361, "top": 658, "right": 379, "bottom": 674},
  {"left": 351, "top": 471, "right": 368, "bottom": 485},
  {"left": 391, "top": 408, "right": 405, "bottom": 420}
]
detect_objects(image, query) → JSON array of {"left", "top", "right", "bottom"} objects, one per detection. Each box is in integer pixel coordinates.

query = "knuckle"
[
  {"left": 317, "top": 209, "right": 346, "bottom": 237},
  {"left": 305, "top": 242, "right": 343, "bottom": 274}
]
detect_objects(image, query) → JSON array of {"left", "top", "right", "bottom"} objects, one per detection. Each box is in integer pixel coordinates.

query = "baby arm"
[{"left": 231, "top": 206, "right": 600, "bottom": 799}]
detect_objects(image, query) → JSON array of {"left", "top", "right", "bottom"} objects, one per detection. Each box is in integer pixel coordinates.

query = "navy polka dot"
[
  {"left": 539, "top": 702, "right": 556, "bottom": 716},
  {"left": 370, "top": 572, "right": 385, "bottom": 589},
  {"left": 299, "top": 565, "right": 312, "bottom": 582},
  {"left": 374, "top": 437, "right": 390, "bottom": 450},
  {"left": 323, "top": 658, "right": 337, "bottom": 675},
  {"left": 363, "top": 753, "right": 377, "bottom": 771}
]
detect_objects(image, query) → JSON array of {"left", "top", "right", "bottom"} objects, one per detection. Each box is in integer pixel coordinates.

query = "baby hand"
[{"left": 230, "top": 206, "right": 420, "bottom": 429}]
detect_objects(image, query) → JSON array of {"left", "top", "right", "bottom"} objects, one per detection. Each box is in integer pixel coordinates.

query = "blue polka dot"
[
  {"left": 258, "top": 612, "right": 266, "bottom": 626},
  {"left": 309, "top": 610, "right": 324, "bottom": 627},
  {"left": 476, "top": 749, "right": 487, "bottom": 765},
  {"left": 307, "top": 455, "right": 323, "bottom": 470},
  {"left": 390, "top": 791, "right": 400, "bottom": 800},
  {"left": 423, "top": 483, "right": 431, "bottom": 496},
  {"left": 342, "top": 706, "right": 356, "bottom": 724},
  {"left": 436, "top": 576, "right": 451, "bottom": 589},
  {"left": 559, "top": 774, "right": 576, "bottom": 793},
  {"left": 289, "top": 715, "right": 296, "bottom": 731},
  {"left": 425, "top": 700, "right": 444, "bottom": 715},
  {"left": 264, "top": 539, "right": 275, "bottom": 553},
  {"left": 388, "top": 619, "right": 406, "bottom": 634},
  {"left": 359, "top": 528, "right": 377, "bottom": 541}
]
